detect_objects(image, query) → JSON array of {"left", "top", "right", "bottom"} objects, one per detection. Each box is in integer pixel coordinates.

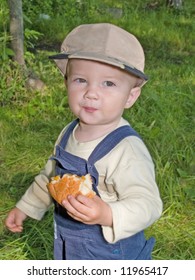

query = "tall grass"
[{"left": 0, "top": 0, "right": 194, "bottom": 259}]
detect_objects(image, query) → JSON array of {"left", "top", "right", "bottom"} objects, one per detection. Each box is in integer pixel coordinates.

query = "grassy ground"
[{"left": 0, "top": 0, "right": 195, "bottom": 259}]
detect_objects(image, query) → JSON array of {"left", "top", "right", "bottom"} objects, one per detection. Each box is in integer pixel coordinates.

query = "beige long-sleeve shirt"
[{"left": 16, "top": 118, "right": 162, "bottom": 243}]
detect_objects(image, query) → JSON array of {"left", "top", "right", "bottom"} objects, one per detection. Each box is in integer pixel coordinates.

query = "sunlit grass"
[{"left": 0, "top": 0, "right": 194, "bottom": 260}]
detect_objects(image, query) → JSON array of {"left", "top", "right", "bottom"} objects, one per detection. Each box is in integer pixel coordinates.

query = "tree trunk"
[
  {"left": 7, "top": 0, "right": 25, "bottom": 66},
  {"left": 7, "top": 0, "right": 45, "bottom": 91}
]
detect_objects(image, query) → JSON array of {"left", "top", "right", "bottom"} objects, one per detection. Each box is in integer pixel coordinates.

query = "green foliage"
[
  {"left": 0, "top": 1, "right": 13, "bottom": 61},
  {"left": 0, "top": 0, "right": 195, "bottom": 260},
  {"left": 0, "top": 62, "right": 27, "bottom": 105},
  {"left": 24, "top": 28, "right": 43, "bottom": 49},
  {"left": 0, "top": 32, "right": 14, "bottom": 61},
  {"left": 22, "top": 0, "right": 129, "bottom": 44}
]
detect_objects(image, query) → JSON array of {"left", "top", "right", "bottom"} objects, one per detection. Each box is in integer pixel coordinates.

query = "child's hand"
[
  {"left": 5, "top": 207, "right": 27, "bottom": 233},
  {"left": 62, "top": 195, "right": 113, "bottom": 227}
]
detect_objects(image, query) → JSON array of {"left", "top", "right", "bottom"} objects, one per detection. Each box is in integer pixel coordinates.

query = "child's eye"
[
  {"left": 74, "top": 78, "right": 86, "bottom": 83},
  {"left": 103, "top": 81, "right": 116, "bottom": 87}
]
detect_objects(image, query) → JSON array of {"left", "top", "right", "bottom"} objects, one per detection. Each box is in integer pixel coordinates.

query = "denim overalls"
[{"left": 51, "top": 119, "right": 155, "bottom": 260}]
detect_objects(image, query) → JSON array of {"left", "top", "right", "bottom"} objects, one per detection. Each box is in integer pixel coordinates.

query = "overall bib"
[{"left": 51, "top": 119, "right": 155, "bottom": 260}]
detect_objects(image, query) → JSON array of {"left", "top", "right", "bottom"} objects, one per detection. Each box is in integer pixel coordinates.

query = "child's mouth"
[{"left": 83, "top": 107, "right": 98, "bottom": 113}]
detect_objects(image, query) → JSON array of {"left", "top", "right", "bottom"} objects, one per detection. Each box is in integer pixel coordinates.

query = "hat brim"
[{"left": 49, "top": 52, "right": 148, "bottom": 82}]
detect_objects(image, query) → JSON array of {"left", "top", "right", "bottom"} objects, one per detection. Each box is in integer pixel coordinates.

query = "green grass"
[{"left": 0, "top": 0, "right": 195, "bottom": 260}]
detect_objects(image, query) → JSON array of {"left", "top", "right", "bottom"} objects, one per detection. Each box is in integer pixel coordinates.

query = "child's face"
[{"left": 65, "top": 59, "right": 140, "bottom": 127}]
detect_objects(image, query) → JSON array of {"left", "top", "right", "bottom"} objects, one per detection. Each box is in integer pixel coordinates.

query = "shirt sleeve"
[
  {"left": 16, "top": 159, "right": 55, "bottom": 220},
  {"left": 15, "top": 125, "right": 70, "bottom": 220},
  {"left": 101, "top": 137, "right": 163, "bottom": 243}
]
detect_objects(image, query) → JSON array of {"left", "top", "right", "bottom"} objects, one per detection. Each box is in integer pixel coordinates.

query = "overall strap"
[
  {"left": 88, "top": 125, "right": 141, "bottom": 166},
  {"left": 59, "top": 119, "right": 79, "bottom": 148}
]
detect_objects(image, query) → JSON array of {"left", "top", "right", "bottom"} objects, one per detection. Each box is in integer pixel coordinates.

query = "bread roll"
[{"left": 47, "top": 173, "right": 96, "bottom": 205}]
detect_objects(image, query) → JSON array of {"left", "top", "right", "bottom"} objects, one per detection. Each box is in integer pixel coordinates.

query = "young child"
[{"left": 5, "top": 23, "right": 162, "bottom": 260}]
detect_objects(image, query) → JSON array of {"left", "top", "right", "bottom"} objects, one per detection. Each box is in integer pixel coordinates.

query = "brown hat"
[{"left": 49, "top": 23, "right": 148, "bottom": 84}]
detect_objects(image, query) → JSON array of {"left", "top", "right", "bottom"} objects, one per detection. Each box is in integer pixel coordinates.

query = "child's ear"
[{"left": 125, "top": 87, "right": 141, "bottom": 109}]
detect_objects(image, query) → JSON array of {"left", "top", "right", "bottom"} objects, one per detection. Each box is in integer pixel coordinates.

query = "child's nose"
[{"left": 84, "top": 84, "right": 99, "bottom": 99}]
